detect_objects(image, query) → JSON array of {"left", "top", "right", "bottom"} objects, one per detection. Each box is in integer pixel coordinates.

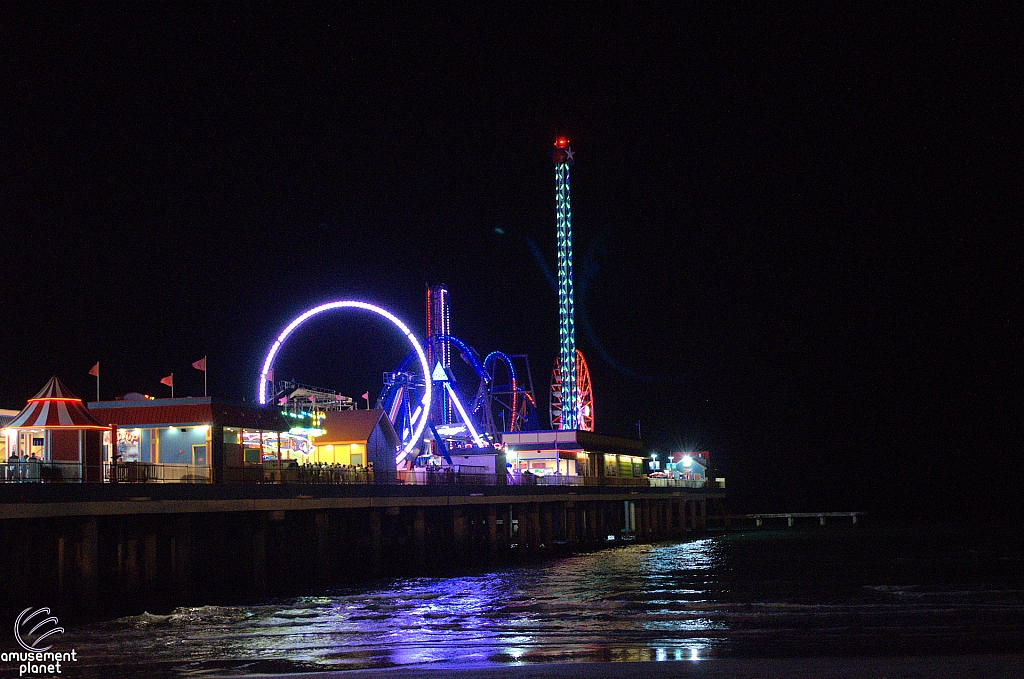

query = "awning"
[{"left": 6, "top": 376, "right": 108, "bottom": 430}]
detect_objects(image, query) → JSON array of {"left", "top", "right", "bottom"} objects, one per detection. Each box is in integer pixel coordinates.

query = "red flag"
[
  {"left": 192, "top": 357, "right": 206, "bottom": 371},
  {"left": 160, "top": 374, "right": 173, "bottom": 387},
  {"left": 267, "top": 369, "right": 274, "bottom": 383},
  {"left": 361, "top": 391, "right": 369, "bottom": 399},
  {"left": 89, "top": 362, "right": 99, "bottom": 377},
  {"left": 308, "top": 395, "right": 316, "bottom": 403},
  {"left": 278, "top": 397, "right": 287, "bottom": 406}
]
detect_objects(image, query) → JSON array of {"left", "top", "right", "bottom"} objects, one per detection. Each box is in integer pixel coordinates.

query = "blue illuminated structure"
[
  {"left": 552, "top": 137, "right": 578, "bottom": 430},
  {"left": 482, "top": 351, "right": 517, "bottom": 431},
  {"left": 379, "top": 334, "right": 489, "bottom": 458},
  {"left": 380, "top": 335, "right": 538, "bottom": 455}
]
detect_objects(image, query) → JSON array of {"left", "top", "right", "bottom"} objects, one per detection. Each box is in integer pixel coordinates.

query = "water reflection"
[
  {"left": 61, "top": 527, "right": 1023, "bottom": 677},
  {"left": 63, "top": 541, "right": 727, "bottom": 675}
]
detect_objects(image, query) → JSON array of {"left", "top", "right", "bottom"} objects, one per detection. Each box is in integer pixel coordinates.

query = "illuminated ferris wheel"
[{"left": 550, "top": 350, "right": 594, "bottom": 431}]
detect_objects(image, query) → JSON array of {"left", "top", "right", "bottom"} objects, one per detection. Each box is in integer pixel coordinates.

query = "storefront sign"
[{"left": 117, "top": 429, "right": 141, "bottom": 462}]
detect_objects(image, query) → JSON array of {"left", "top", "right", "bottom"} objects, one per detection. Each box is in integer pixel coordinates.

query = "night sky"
[{"left": 3, "top": 7, "right": 1019, "bottom": 517}]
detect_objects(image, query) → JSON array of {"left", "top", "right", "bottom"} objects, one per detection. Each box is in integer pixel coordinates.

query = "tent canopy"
[{"left": 6, "top": 376, "right": 108, "bottom": 430}]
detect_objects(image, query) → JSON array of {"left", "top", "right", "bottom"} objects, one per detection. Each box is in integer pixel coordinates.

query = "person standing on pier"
[{"left": 6, "top": 451, "right": 19, "bottom": 481}]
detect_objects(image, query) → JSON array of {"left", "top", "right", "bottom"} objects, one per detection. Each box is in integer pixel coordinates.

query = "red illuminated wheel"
[
  {"left": 550, "top": 350, "right": 594, "bottom": 431},
  {"left": 576, "top": 351, "right": 593, "bottom": 431}
]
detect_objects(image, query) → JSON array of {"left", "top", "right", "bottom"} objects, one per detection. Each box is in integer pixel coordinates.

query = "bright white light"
[
  {"left": 257, "top": 300, "right": 431, "bottom": 457},
  {"left": 288, "top": 427, "right": 324, "bottom": 436},
  {"left": 690, "top": 648, "right": 699, "bottom": 661},
  {"left": 683, "top": 455, "right": 693, "bottom": 467},
  {"left": 444, "top": 382, "right": 486, "bottom": 447},
  {"left": 431, "top": 362, "right": 449, "bottom": 382},
  {"left": 196, "top": 425, "right": 210, "bottom": 433},
  {"left": 651, "top": 453, "right": 658, "bottom": 460}
]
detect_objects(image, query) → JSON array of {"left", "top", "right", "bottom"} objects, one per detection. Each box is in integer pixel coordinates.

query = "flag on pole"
[
  {"left": 267, "top": 369, "right": 274, "bottom": 383},
  {"left": 89, "top": 362, "right": 100, "bottom": 402},
  {"left": 361, "top": 392, "right": 369, "bottom": 399},
  {"left": 192, "top": 356, "right": 208, "bottom": 396},
  {"left": 160, "top": 373, "right": 174, "bottom": 398}
]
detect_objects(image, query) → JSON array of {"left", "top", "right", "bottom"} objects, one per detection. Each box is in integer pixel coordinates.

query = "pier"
[
  {"left": 729, "top": 512, "right": 866, "bottom": 529},
  {"left": 0, "top": 482, "right": 723, "bottom": 620}
]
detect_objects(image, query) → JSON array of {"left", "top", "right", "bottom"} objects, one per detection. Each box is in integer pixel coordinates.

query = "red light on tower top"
[{"left": 552, "top": 136, "right": 574, "bottom": 165}]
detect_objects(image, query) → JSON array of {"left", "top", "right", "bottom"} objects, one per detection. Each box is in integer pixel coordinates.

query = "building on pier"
[
  {"left": 666, "top": 451, "right": 708, "bottom": 483},
  {"left": 0, "top": 409, "right": 19, "bottom": 460},
  {"left": 89, "top": 396, "right": 291, "bottom": 482},
  {"left": 501, "top": 430, "right": 646, "bottom": 479},
  {"left": 2, "top": 376, "right": 108, "bottom": 482},
  {"left": 308, "top": 409, "right": 399, "bottom": 472}
]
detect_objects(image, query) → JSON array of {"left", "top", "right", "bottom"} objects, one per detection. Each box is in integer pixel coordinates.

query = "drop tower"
[{"left": 551, "top": 137, "right": 578, "bottom": 430}]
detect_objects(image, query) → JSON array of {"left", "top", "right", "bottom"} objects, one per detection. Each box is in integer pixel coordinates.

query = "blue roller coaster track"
[{"left": 378, "top": 335, "right": 537, "bottom": 464}]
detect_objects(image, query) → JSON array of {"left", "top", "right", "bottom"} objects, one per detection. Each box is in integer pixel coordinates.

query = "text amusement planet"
[{"left": 2, "top": 608, "right": 77, "bottom": 676}]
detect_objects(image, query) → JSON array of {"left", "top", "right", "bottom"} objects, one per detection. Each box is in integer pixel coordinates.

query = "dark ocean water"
[{"left": 55, "top": 523, "right": 1024, "bottom": 677}]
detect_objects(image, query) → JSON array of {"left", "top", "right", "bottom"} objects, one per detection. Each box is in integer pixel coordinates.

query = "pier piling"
[{"left": 0, "top": 484, "right": 723, "bottom": 618}]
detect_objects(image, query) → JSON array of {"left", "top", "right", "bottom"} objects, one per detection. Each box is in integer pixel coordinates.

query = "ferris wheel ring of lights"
[{"left": 257, "top": 300, "right": 431, "bottom": 456}]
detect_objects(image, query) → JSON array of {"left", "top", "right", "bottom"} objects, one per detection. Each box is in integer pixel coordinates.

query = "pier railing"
[
  {"left": 105, "top": 462, "right": 211, "bottom": 484},
  {"left": 1, "top": 460, "right": 719, "bottom": 490},
  {"left": 2, "top": 460, "right": 89, "bottom": 483}
]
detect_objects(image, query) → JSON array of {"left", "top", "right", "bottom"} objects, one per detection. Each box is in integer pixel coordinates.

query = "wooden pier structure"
[
  {"left": 0, "top": 482, "right": 724, "bottom": 620},
  {"left": 726, "top": 511, "right": 866, "bottom": 529}
]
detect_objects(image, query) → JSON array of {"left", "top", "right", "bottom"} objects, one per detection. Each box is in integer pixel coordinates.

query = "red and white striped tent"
[
  {"left": 4, "top": 377, "right": 109, "bottom": 481},
  {"left": 6, "top": 376, "right": 107, "bottom": 430}
]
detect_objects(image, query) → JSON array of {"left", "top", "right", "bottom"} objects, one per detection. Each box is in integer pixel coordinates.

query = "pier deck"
[{"left": 0, "top": 482, "right": 723, "bottom": 619}]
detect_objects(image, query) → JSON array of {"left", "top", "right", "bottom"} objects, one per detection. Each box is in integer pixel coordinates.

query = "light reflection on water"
[
  {"left": 59, "top": 527, "right": 1024, "bottom": 677},
  {"left": 62, "top": 540, "right": 722, "bottom": 675}
]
